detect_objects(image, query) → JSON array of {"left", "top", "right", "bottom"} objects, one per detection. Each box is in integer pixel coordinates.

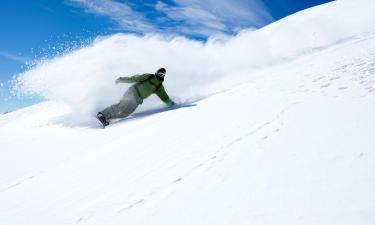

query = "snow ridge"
[{"left": 1, "top": 1, "right": 375, "bottom": 225}]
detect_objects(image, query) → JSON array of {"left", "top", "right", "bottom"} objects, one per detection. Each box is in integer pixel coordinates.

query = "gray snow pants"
[{"left": 100, "top": 87, "right": 140, "bottom": 120}]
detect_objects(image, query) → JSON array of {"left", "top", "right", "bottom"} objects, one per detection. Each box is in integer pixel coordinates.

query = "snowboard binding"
[{"left": 96, "top": 112, "right": 109, "bottom": 128}]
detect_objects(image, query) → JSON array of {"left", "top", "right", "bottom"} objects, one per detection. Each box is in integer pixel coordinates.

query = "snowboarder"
[{"left": 96, "top": 68, "right": 175, "bottom": 127}]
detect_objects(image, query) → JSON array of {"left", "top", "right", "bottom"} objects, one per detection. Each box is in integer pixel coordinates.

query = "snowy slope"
[
  {"left": 12, "top": 0, "right": 375, "bottom": 118},
  {"left": 1, "top": 1, "right": 375, "bottom": 225}
]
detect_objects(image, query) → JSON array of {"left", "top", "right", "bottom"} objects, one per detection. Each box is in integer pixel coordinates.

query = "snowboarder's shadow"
[
  {"left": 52, "top": 103, "right": 197, "bottom": 129},
  {"left": 111, "top": 103, "right": 197, "bottom": 125}
]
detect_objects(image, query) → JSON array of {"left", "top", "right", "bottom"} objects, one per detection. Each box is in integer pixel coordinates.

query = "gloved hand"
[
  {"left": 115, "top": 77, "right": 122, "bottom": 84},
  {"left": 168, "top": 101, "right": 176, "bottom": 107}
]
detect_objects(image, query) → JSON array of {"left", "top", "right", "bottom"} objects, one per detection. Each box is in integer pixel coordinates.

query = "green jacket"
[{"left": 117, "top": 73, "right": 174, "bottom": 105}]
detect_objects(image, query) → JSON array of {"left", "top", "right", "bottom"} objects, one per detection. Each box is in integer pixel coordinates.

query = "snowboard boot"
[{"left": 97, "top": 112, "right": 109, "bottom": 127}]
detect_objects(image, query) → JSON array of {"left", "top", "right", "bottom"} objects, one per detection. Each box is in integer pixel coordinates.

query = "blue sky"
[{"left": 0, "top": 0, "right": 333, "bottom": 113}]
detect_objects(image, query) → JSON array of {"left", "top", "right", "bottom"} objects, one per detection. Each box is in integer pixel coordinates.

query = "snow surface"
[{"left": 1, "top": 0, "right": 375, "bottom": 225}]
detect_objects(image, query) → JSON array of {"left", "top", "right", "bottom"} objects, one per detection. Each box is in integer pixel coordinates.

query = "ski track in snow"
[
  {"left": 2, "top": 3, "right": 375, "bottom": 225},
  {"left": 1, "top": 34, "right": 374, "bottom": 225},
  {"left": 110, "top": 34, "right": 375, "bottom": 224}
]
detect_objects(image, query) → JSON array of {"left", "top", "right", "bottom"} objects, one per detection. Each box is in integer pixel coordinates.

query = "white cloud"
[
  {"left": 155, "top": 1, "right": 226, "bottom": 31},
  {"left": 156, "top": 0, "right": 273, "bottom": 34},
  {"left": 67, "top": 0, "right": 157, "bottom": 33},
  {"left": 0, "top": 51, "right": 30, "bottom": 63},
  {"left": 67, "top": 0, "right": 274, "bottom": 37}
]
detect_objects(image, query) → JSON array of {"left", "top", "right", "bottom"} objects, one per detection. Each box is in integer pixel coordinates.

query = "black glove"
[
  {"left": 168, "top": 101, "right": 176, "bottom": 106},
  {"left": 115, "top": 77, "right": 122, "bottom": 84}
]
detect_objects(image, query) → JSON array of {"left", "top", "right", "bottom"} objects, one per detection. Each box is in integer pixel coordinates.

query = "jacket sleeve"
[
  {"left": 117, "top": 73, "right": 153, "bottom": 83},
  {"left": 155, "top": 85, "right": 175, "bottom": 105}
]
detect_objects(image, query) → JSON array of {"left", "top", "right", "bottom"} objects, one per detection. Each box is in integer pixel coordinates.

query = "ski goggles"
[{"left": 156, "top": 72, "right": 165, "bottom": 77}]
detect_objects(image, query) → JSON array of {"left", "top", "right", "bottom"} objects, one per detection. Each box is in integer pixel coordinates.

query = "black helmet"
[{"left": 157, "top": 68, "right": 166, "bottom": 74}]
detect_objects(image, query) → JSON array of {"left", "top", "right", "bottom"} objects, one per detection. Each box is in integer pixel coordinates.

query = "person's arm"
[
  {"left": 116, "top": 73, "right": 153, "bottom": 84},
  {"left": 155, "top": 85, "right": 175, "bottom": 106}
]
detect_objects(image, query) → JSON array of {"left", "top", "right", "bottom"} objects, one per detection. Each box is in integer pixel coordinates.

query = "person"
[{"left": 96, "top": 68, "right": 175, "bottom": 127}]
